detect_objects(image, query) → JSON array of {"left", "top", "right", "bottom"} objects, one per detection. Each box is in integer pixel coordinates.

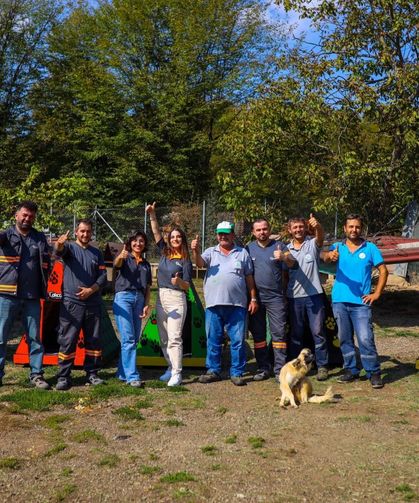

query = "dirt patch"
[{"left": 0, "top": 285, "right": 418, "bottom": 503}]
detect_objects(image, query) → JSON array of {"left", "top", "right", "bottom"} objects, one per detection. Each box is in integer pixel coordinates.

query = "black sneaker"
[
  {"left": 316, "top": 367, "right": 329, "bottom": 381},
  {"left": 253, "top": 370, "right": 270, "bottom": 382},
  {"left": 370, "top": 372, "right": 384, "bottom": 389},
  {"left": 56, "top": 378, "right": 71, "bottom": 391},
  {"left": 337, "top": 370, "right": 359, "bottom": 383},
  {"left": 198, "top": 371, "right": 221, "bottom": 384},
  {"left": 86, "top": 374, "right": 104, "bottom": 386},
  {"left": 230, "top": 376, "right": 246, "bottom": 386},
  {"left": 30, "top": 375, "right": 51, "bottom": 390}
]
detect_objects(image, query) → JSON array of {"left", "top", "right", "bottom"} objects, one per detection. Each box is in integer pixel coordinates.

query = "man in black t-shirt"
[
  {"left": 54, "top": 220, "right": 107, "bottom": 390},
  {"left": 246, "top": 219, "right": 296, "bottom": 381}
]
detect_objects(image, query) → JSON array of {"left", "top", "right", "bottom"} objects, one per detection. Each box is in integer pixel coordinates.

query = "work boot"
[
  {"left": 230, "top": 376, "right": 246, "bottom": 386},
  {"left": 337, "top": 370, "right": 359, "bottom": 384},
  {"left": 56, "top": 378, "right": 71, "bottom": 391},
  {"left": 30, "top": 374, "right": 51, "bottom": 390},
  {"left": 316, "top": 367, "right": 329, "bottom": 381},
  {"left": 198, "top": 371, "right": 221, "bottom": 384},
  {"left": 86, "top": 373, "right": 104, "bottom": 386},
  {"left": 370, "top": 372, "right": 384, "bottom": 389},
  {"left": 253, "top": 370, "right": 270, "bottom": 382}
]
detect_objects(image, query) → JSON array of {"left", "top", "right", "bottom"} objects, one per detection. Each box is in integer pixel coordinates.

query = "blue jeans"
[
  {"left": 205, "top": 306, "right": 247, "bottom": 377},
  {"left": 113, "top": 291, "right": 144, "bottom": 382},
  {"left": 289, "top": 294, "right": 328, "bottom": 368},
  {"left": 0, "top": 295, "right": 44, "bottom": 378},
  {"left": 332, "top": 302, "right": 380, "bottom": 377}
]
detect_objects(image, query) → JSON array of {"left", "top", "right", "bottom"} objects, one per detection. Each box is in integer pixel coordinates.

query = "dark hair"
[
  {"left": 288, "top": 216, "right": 306, "bottom": 226},
  {"left": 163, "top": 225, "right": 190, "bottom": 260},
  {"left": 16, "top": 200, "right": 38, "bottom": 213},
  {"left": 252, "top": 218, "right": 270, "bottom": 229},
  {"left": 76, "top": 218, "right": 93, "bottom": 229},
  {"left": 125, "top": 231, "right": 148, "bottom": 253},
  {"left": 344, "top": 214, "right": 364, "bottom": 226}
]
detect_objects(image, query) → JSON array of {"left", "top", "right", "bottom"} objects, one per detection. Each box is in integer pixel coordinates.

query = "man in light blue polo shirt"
[
  {"left": 192, "top": 222, "right": 258, "bottom": 386},
  {"left": 324, "top": 214, "right": 388, "bottom": 388}
]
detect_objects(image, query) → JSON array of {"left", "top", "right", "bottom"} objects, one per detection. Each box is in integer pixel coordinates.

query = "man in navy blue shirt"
[
  {"left": 0, "top": 200, "right": 51, "bottom": 389},
  {"left": 246, "top": 219, "right": 296, "bottom": 381},
  {"left": 54, "top": 220, "right": 107, "bottom": 390}
]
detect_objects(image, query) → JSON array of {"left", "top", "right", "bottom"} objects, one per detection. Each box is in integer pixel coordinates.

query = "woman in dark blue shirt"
[
  {"left": 146, "top": 202, "right": 192, "bottom": 387},
  {"left": 113, "top": 231, "right": 151, "bottom": 387}
]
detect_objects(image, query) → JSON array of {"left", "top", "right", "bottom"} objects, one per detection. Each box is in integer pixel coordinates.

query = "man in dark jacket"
[
  {"left": 54, "top": 219, "right": 107, "bottom": 390},
  {"left": 0, "top": 201, "right": 51, "bottom": 389}
]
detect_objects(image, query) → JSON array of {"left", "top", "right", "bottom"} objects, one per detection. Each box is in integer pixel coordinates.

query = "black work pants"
[{"left": 57, "top": 300, "right": 102, "bottom": 379}]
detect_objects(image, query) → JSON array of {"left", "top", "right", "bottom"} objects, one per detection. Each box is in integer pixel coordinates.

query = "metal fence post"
[{"left": 201, "top": 200, "right": 206, "bottom": 250}]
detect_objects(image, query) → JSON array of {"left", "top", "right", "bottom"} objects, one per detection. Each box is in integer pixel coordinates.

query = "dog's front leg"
[{"left": 280, "top": 382, "right": 298, "bottom": 408}]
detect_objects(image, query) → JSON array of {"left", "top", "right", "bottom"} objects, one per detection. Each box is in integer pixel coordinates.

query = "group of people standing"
[{"left": 0, "top": 200, "right": 388, "bottom": 391}]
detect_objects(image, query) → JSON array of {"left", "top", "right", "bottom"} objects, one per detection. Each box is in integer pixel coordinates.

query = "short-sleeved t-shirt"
[
  {"left": 330, "top": 240, "right": 384, "bottom": 305},
  {"left": 201, "top": 245, "right": 253, "bottom": 308},
  {"left": 246, "top": 240, "right": 287, "bottom": 302},
  {"left": 156, "top": 240, "right": 193, "bottom": 291},
  {"left": 286, "top": 237, "right": 323, "bottom": 299},
  {"left": 60, "top": 242, "right": 107, "bottom": 306},
  {"left": 114, "top": 255, "right": 152, "bottom": 294}
]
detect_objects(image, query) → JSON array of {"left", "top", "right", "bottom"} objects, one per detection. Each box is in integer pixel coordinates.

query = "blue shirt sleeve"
[
  {"left": 183, "top": 260, "right": 193, "bottom": 283},
  {"left": 370, "top": 243, "right": 384, "bottom": 267}
]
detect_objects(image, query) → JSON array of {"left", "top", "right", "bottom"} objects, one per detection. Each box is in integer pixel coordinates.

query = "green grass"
[
  {"left": 210, "top": 464, "right": 222, "bottom": 471},
  {"left": 216, "top": 406, "right": 228, "bottom": 415},
  {"left": 61, "top": 467, "right": 73, "bottom": 477},
  {"left": 160, "top": 471, "right": 196, "bottom": 483},
  {"left": 149, "top": 452, "right": 160, "bottom": 461},
  {"left": 0, "top": 457, "right": 22, "bottom": 470},
  {"left": 139, "top": 465, "right": 161, "bottom": 475},
  {"left": 146, "top": 380, "right": 167, "bottom": 389},
  {"left": 167, "top": 386, "right": 189, "bottom": 394},
  {"left": 2, "top": 389, "right": 79, "bottom": 411},
  {"left": 395, "top": 483, "right": 418, "bottom": 501},
  {"left": 89, "top": 381, "right": 147, "bottom": 400},
  {"left": 135, "top": 397, "right": 154, "bottom": 409},
  {"left": 173, "top": 487, "right": 194, "bottom": 499},
  {"left": 201, "top": 445, "right": 218, "bottom": 456},
  {"left": 43, "top": 414, "right": 71, "bottom": 430},
  {"left": 97, "top": 453, "right": 120, "bottom": 467},
  {"left": 112, "top": 406, "right": 145, "bottom": 421},
  {"left": 164, "top": 418, "right": 185, "bottom": 427},
  {"left": 71, "top": 429, "right": 105, "bottom": 444},
  {"left": 44, "top": 442, "right": 67, "bottom": 458},
  {"left": 178, "top": 397, "right": 206, "bottom": 409},
  {"left": 53, "top": 483, "right": 77, "bottom": 502},
  {"left": 248, "top": 436, "right": 265, "bottom": 449},
  {"left": 225, "top": 434, "right": 237, "bottom": 444}
]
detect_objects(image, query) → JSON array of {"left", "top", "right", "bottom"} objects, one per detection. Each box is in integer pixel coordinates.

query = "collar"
[
  {"left": 289, "top": 237, "right": 310, "bottom": 250},
  {"left": 215, "top": 244, "right": 238, "bottom": 255},
  {"left": 255, "top": 239, "right": 275, "bottom": 249},
  {"left": 168, "top": 252, "right": 182, "bottom": 259},
  {"left": 341, "top": 238, "right": 366, "bottom": 248}
]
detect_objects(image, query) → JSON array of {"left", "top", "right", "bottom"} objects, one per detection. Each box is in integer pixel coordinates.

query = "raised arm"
[
  {"left": 191, "top": 235, "right": 205, "bottom": 268},
  {"left": 146, "top": 202, "right": 162, "bottom": 244},
  {"left": 308, "top": 213, "right": 324, "bottom": 247}
]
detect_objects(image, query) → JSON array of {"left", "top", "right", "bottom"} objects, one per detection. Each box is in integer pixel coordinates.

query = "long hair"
[
  {"left": 162, "top": 225, "right": 190, "bottom": 260},
  {"left": 125, "top": 231, "right": 148, "bottom": 254}
]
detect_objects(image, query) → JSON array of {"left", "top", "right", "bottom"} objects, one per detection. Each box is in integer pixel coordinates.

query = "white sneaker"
[
  {"left": 167, "top": 374, "right": 182, "bottom": 387},
  {"left": 159, "top": 368, "right": 172, "bottom": 382}
]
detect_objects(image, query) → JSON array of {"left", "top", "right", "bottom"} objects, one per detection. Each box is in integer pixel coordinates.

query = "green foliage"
[
  {"left": 2, "top": 389, "right": 79, "bottom": 411},
  {"left": 160, "top": 471, "right": 196, "bottom": 483}
]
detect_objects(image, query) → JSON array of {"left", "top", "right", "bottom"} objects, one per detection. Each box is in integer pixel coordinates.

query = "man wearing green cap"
[{"left": 191, "top": 222, "right": 258, "bottom": 386}]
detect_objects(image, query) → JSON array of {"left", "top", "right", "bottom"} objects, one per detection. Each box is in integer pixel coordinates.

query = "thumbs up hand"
[
  {"left": 118, "top": 244, "right": 129, "bottom": 260},
  {"left": 308, "top": 213, "right": 320, "bottom": 231},
  {"left": 145, "top": 201, "right": 157, "bottom": 215},
  {"left": 329, "top": 248, "right": 339, "bottom": 262},
  {"left": 273, "top": 244, "right": 284, "bottom": 261},
  {"left": 171, "top": 271, "right": 182, "bottom": 287},
  {"left": 191, "top": 234, "right": 200, "bottom": 251}
]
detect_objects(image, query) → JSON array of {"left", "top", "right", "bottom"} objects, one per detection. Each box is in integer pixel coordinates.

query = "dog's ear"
[{"left": 293, "top": 358, "right": 301, "bottom": 369}]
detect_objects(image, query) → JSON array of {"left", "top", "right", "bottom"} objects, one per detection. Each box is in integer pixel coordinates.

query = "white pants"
[{"left": 156, "top": 288, "right": 187, "bottom": 376}]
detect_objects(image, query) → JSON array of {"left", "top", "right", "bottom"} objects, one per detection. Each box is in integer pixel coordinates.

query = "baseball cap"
[{"left": 216, "top": 221, "right": 234, "bottom": 234}]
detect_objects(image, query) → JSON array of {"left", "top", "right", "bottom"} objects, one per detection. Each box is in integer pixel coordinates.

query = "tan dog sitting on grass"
[{"left": 279, "top": 348, "right": 334, "bottom": 408}]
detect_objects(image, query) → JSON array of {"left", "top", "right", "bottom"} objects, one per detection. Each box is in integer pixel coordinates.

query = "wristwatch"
[{"left": 251, "top": 298, "right": 258, "bottom": 302}]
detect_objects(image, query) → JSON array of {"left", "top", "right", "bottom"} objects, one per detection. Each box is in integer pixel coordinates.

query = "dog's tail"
[{"left": 308, "top": 386, "right": 334, "bottom": 404}]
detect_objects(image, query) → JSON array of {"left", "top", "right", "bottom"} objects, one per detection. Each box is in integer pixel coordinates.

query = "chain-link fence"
[{"left": 22, "top": 202, "right": 344, "bottom": 259}]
